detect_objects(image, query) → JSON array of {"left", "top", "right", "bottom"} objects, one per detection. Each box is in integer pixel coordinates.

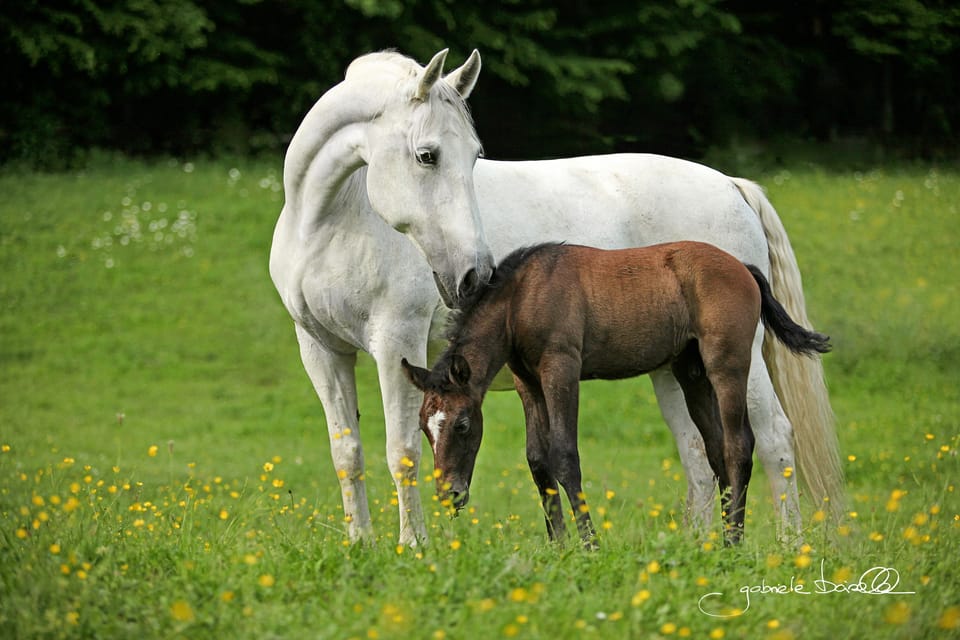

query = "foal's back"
[{"left": 506, "top": 241, "right": 760, "bottom": 380}]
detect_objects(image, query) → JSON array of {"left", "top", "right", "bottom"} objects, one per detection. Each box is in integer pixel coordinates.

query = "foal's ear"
[
  {"left": 401, "top": 358, "right": 431, "bottom": 391},
  {"left": 448, "top": 354, "right": 472, "bottom": 387}
]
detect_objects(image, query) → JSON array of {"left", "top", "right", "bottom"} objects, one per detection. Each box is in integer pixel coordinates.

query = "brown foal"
[{"left": 403, "top": 241, "right": 830, "bottom": 546}]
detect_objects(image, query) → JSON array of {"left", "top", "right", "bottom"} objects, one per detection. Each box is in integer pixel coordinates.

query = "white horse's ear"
[
  {"left": 444, "top": 49, "right": 481, "bottom": 99},
  {"left": 415, "top": 48, "right": 449, "bottom": 101}
]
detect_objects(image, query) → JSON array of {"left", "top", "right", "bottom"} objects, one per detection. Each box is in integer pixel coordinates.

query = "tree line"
[{"left": 2, "top": 0, "right": 958, "bottom": 167}]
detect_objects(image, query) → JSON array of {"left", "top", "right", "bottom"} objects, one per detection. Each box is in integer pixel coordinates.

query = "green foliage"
[
  {"left": 2, "top": 1, "right": 958, "bottom": 164},
  {"left": 1, "top": 156, "right": 959, "bottom": 638},
  {"left": 3, "top": 1, "right": 215, "bottom": 82},
  {"left": 833, "top": 0, "right": 960, "bottom": 66}
]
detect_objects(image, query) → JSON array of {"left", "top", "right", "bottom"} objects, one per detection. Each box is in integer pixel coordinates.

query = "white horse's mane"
[{"left": 346, "top": 50, "right": 420, "bottom": 81}]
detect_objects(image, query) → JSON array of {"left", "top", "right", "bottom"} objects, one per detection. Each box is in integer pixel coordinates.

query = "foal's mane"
[{"left": 445, "top": 242, "right": 565, "bottom": 343}]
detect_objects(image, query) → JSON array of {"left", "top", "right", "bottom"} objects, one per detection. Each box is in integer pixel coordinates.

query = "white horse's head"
[{"left": 351, "top": 49, "right": 494, "bottom": 308}]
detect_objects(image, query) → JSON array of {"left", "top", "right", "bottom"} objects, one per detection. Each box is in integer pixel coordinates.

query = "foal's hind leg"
[
  {"left": 670, "top": 346, "right": 729, "bottom": 500},
  {"left": 672, "top": 341, "right": 755, "bottom": 544},
  {"left": 514, "top": 374, "right": 566, "bottom": 541},
  {"left": 700, "top": 341, "right": 755, "bottom": 545}
]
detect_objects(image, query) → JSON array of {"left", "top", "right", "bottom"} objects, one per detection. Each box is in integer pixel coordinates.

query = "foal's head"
[{"left": 401, "top": 355, "right": 483, "bottom": 511}]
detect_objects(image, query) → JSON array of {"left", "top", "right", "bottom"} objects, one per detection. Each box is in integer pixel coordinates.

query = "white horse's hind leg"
[
  {"left": 650, "top": 369, "right": 717, "bottom": 532},
  {"left": 295, "top": 325, "right": 373, "bottom": 542},
  {"left": 746, "top": 329, "right": 803, "bottom": 540},
  {"left": 375, "top": 353, "right": 429, "bottom": 546}
]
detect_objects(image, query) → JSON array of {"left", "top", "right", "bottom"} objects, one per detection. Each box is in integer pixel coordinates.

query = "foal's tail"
[{"left": 747, "top": 264, "right": 832, "bottom": 357}]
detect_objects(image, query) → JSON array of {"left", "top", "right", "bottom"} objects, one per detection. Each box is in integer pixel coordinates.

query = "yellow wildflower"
[
  {"left": 509, "top": 587, "right": 528, "bottom": 603},
  {"left": 883, "top": 601, "right": 910, "bottom": 625},
  {"left": 170, "top": 600, "right": 195, "bottom": 622},
  {"left": 939, "top": 605, "right": 960, "bottom": 630}
]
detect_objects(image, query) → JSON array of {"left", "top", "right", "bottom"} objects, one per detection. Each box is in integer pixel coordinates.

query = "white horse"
[{"left": 270, "top": 49, "right": 842, "bottom": 545}]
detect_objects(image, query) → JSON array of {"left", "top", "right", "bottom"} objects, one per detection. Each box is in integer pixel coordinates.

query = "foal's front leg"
[
  {"left": 513, "top": 374, "right": 565, "bottom": 540},
  {"left": 540, "top": 355, "right": 597, "bottom": 548}
]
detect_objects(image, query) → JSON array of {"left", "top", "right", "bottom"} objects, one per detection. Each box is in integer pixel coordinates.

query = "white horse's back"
[{"left": 474, "top": 154, "right": 767, "bottom": 268}]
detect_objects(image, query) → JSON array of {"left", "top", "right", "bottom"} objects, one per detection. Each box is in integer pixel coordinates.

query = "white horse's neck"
[{"left": 281, "top": 80, "right": 380, "bottom": 236}]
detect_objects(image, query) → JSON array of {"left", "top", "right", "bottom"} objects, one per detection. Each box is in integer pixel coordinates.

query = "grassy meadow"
[{"left": 1, "top": 155, "right": 958, "bottom": 639}]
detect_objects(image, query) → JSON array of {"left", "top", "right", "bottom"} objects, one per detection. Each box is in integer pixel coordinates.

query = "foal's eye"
[
  {"left": 416, "top": 148, "right": 438, "bottom": 166},
  {"left": 454, "top": 416, "right": 470, "bottom": 435}
]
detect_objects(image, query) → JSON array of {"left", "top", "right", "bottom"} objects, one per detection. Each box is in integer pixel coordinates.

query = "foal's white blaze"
[{"left": 426, "top": 410, "right": 446, "bottom": 445}]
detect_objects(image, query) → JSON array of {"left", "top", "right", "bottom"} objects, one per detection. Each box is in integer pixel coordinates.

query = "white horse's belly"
[{"left": 473, "top": 154, "right": 768, "bottom": 271}]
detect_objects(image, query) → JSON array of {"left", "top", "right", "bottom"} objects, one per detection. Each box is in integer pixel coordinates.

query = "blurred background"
[{"left": 2, "top": 0, "right": 958, "bottom": 168}]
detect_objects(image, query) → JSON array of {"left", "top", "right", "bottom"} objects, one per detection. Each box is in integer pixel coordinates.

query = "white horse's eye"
[{"left": 416, "top": 148, "right": 438, "bottom": 166}]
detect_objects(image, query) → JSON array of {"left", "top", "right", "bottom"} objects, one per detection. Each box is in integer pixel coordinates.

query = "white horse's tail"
[{"left": 732, "top": 177, "right": 845, "bottom": 519}]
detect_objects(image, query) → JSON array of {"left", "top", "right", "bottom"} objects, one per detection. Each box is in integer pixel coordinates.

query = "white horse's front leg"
[
  {"left": 375, "top": 351, "right": 429, "bottom": 546},
  {"left": 295, "top": 325, "right": 373, "bottom": 543},
  {"left": 747, "top": 329, "right": 803, "bottom": 541},
  {"left": 650, "top": 369, "right": 717, "bottom": 532}
]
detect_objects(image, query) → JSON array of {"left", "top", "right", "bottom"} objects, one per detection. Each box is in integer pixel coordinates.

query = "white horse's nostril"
[{"left": 457, "top": 268, "right": 480, "bottom": 302}]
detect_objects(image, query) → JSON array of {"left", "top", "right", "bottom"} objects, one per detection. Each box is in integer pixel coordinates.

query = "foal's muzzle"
[
  {"left": 450, "top": 488, "right": 469, "bottom": 510},
  {"left": 440, "top": 486, "right": 469, "bottom": 513}
]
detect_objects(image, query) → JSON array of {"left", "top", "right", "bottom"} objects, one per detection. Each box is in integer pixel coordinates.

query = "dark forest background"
[{"left": 2, "top": 0, "right": 958, "bottom": 168}]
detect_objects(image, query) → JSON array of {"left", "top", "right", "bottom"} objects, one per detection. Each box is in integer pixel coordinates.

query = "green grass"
[{"left": 1, "top": 155, "right": 958, "bottom": 639}]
